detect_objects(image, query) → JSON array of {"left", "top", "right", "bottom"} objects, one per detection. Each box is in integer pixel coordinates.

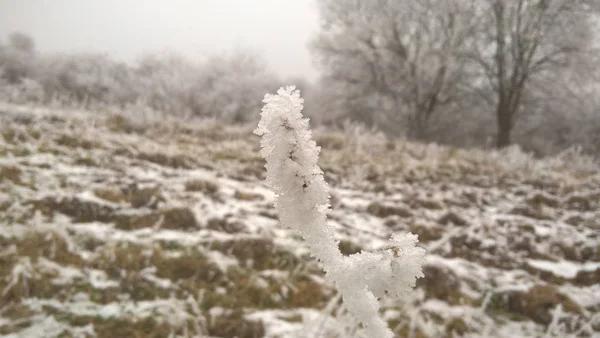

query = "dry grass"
[
  {"left": 93, "top": 186, "right": 127, "bottom": 203},
  {"left": 1, "top": 107, "right": 599, "bottom": 337},
  {"left": 0, "top": 232, "right": 84, "bottom": 306},
  {"left": 0, "top": 165, "right": 23, "bottom": 185},
  {"left": 185, "top": 179, "right": 219, "bottom": 195},
  {"left": 26, "top": 197, "right": 115, "bottom": 223},
  {"left": 417, "top": 264, "right": 472, "bottom": 306},
  {"left": 137, "top": 152, "right": 197, "bottom": 169},
  {"left": 54, "top": 134, "right": 96, "bottom": 150},
  {"left": 105, "top": 114, "right": 146, "bottom": 134},
  {"left": 506, "top": 285, "right": 582, "bottom": 325},
  {"left": 207, "top": 310, "right": 265, "bottom": 338},
  {"left": 314, "top": 132, "right": 346, "bottom": 150},
  {"left": 234, "top": 190, "right": 264, "bottom": 201},
  {"left": 206, "top": 217, "right": 247, "bottom": 233},
  {"left": 16, "top": 231, "right": 84, "bottom": 267},
  {"left": 367, "top": 201, "right": 413, "bottom": 218},
  {"left": 209, "top": 238, "right": 301, "bottom": 271}
]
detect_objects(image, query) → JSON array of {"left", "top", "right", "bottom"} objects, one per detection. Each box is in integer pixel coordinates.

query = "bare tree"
[
  {"left": 466, "top": 0, "right": 599, "bottom": 148},
  {"left": 0, "top": 32, "right": 36, "bottom": 84},
  {"left": 189, "top": 50, "right": 279, "bottom": 123},
  {"left": 312, "top": 0, "right": 477, "bottom": 139},
  {"left": 8, "top": 32, "right": 35, "bottom": 54}
]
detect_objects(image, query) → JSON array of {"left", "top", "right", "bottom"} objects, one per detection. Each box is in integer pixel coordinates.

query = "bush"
[{"left": 0, "top": 33, "right": 281, "bottom": 123}]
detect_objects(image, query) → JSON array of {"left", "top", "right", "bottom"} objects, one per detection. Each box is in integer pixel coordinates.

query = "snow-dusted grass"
[{"left": 0, "top": 103, "right": 599, "bottom": 337}]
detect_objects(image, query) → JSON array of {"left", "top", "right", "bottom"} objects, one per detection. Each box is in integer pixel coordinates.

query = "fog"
[
  {"left": 0, "top": 0, "right": 319, "bottom": 79},
  {"left": 0, "top": 0, "right": 598, "bottom": 155},
  {"left": 1, "top": 1, "right": 599, "bottom": 337}
]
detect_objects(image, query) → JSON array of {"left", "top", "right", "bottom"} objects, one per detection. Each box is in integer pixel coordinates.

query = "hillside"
[{"left": 0, "top": 104, "right": 599, "bottom": 338}]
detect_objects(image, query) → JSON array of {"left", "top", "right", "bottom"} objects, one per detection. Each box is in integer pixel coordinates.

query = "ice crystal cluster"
[{"left": 255, "top": 86, "right": 426, "bottom": 338}]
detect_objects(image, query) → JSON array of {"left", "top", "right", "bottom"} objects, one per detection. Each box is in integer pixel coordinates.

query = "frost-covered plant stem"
[{"left": 255, "top": 87, "right": 425, "bottom": 338}]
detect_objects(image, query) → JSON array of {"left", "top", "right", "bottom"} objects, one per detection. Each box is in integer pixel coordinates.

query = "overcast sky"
[{"left": 0, "top": 0, "right": 320, "bottom": 79}]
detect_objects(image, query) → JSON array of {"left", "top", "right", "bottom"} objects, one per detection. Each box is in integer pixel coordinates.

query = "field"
[{"left": 0, "top": 104, "right": 599, "bottom": 337}]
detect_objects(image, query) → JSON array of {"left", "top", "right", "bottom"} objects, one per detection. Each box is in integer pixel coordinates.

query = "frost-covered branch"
[{"left": 255, "top": 86, "right": 425, "bottom": 338}]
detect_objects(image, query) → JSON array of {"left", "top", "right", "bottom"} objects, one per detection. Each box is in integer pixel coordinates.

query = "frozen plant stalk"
[{"left": 255, "top": 86, "right": 425, "bottom": 338}]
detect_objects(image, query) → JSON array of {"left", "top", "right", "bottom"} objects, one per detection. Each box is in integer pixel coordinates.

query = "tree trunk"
[
  {"left": 496, "top": 104, "right": 512, "bottom": 148},
  {"left": 409, "top": 110, "right": 429, "bottom": 141},
  {"left": 415, "top": 118, "right": 428, "bottom": 141}
]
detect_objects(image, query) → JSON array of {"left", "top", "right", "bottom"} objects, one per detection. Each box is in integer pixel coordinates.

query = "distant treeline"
[
  {"left": 0, "top": 32, "right": 284, "bottom": 123},
  {"left": 1, "top": 28, "right": 599, "bottom": 158}
]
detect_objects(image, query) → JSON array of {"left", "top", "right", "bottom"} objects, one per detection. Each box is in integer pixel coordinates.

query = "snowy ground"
[{"left": 0, "top": 104, "right": 599, "bottom": 337}]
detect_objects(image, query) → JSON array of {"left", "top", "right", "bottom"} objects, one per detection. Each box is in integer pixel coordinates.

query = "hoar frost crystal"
[{"left": 255, "top": 86, "right": 425, "bottom": 338}]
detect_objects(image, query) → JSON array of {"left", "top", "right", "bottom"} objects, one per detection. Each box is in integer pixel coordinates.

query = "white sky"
[{"left": 0, "top": 0, "right": 320, "bottom": 79}]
